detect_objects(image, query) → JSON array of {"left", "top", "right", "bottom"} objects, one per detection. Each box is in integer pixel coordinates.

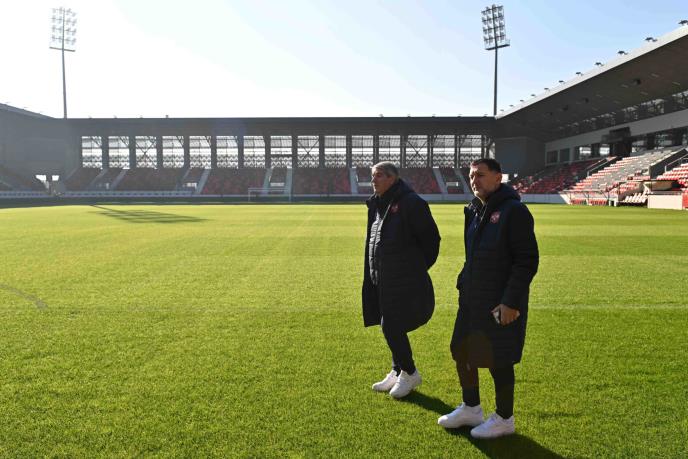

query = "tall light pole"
[
  {"left": 482, "top": 5, "right": 509, "bottom": 116},
  {"left": 50, "top": 7, "right": 77, "bottom": 119}
]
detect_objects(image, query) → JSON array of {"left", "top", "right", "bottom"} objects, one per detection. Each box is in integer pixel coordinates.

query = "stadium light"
[
  {"left": 679, "top": 20, "right": 688, "bottom": 26},
  {"left": 576, "top": 72, "right": 583, "bottom": 76},
  {"left": 481, "top": 4, "right": 510, "bottom": 116},
  {"left": 617, "top": 50, "right": 627, "bottom": 55},
  {"left": 595, "top": 62, "right": 604, "bottom": 66},
  {"left": 645, "top": 37, "right": 657, "bottom": 42},
  {"left": 50, "top": 7, "right": 77, "bottom": 119}
]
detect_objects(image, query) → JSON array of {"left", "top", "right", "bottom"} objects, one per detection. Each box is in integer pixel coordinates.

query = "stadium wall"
[
  {"left": 494, "top": 136, "right": 545, "bottom": 177},
  {"left": 0, "top": 107, "right": 76, "bottom": 178},
  {"left": 647, "top": 193, "right": 684, "bottom": 210}
]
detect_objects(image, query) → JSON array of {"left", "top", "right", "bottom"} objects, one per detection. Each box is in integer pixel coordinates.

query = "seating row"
[
  {"left": 292, "top": 168, "right": 351, "bottom": 194},
  {"left": 570, "top": 149, "right": 677, "bottom": 193},
  {"left": 0, "top": 165, "right": 45, "bottom": 191},
  {"left": 515, "top": 159, "right": 603, "bottom": 194},
  {"left": 117, "top": 168, "right": 185, "bottom": 191},
  {"left": 64, "top": 168, "right": 102, "bottom": 191},
  {"left": 202, "top": 169, "right": 266, "bottom": 195}
]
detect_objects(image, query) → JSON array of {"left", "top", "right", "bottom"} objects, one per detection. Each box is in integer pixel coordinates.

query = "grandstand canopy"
[
  {"left": 498, "top": 26, "right": 688, "bottom": 140},
  {"left": 68, "top": 116, "right": 494, "bottom": 137}
]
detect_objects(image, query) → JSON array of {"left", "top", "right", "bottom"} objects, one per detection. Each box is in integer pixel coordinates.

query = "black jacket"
[
  {"left": 453, "top": 184, "right": 539, "bottom": 367},
  {"left": 362, "top": 179, "right": 441, "bottom": 332}
]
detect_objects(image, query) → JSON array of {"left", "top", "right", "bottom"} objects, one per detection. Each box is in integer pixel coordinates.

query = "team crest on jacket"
[
  {"left": 390, "top": 204, "right": 399, "bottom": 213},
  {"left": 490, "top": 211, "right": 501, "bottom": 224}
]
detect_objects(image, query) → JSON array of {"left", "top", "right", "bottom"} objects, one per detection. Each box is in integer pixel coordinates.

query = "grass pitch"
[{"left": 0, "top": 203, "right": 686, "bottom": 458}]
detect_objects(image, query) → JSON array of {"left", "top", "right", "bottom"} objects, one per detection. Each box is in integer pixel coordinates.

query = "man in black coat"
[
  {"left": 438, "top": 158, "right": 538, "bottom": 439},
  {"left": 362, "top": 162, "right": 441, "bottom": 399}
]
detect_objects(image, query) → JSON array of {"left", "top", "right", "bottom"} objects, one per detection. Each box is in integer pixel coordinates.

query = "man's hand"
[{"left": 492, "top": 304, "right": 520, "bottom": 325}]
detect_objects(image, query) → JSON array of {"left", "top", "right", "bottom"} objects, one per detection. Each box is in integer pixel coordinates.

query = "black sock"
[
  {"left": 495, "top": 385, "right": 514, "bottom": 419},
  {"left": 490, "top": 365, "right": 515, "bottom": 419},
  {"left": 402, "top": 363, "right": 417, "bottom": 375},
  {"left": 462, "top": 387, "right": 480, "bottom": 407},
  {"left": 392, "top": 365, "right": 401, "bottom": 376}
]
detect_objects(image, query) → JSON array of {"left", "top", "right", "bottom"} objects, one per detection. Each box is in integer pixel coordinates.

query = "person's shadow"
[
  {"left": 400, "top": 392, "right": 565, "bottom": 459},
  {"left": 90, "top": 205, "right": 205, "bottom": 224}
]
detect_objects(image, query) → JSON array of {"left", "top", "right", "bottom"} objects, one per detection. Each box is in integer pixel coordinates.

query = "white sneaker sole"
[
  {"left": 470, "top": 426, "right": 515, "bottom": 439},
  {"left": 371, "top": 382, "right": 396, "bottom": 392},
  {"left": 438, "top": 416, "right": 483, "bottom": 429}
]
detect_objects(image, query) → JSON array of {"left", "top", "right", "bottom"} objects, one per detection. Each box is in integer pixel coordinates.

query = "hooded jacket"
[
  {"left": 452, "top": 184, "right": 539, "bottom": 367},
  {"left": 362, "top": 179, "right": 441, "bottom": 332}
]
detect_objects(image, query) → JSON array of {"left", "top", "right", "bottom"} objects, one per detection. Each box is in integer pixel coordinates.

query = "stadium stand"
[
  {"left": 356, "top": 167, "right": 370, "bottom": 183},
  {"left": 459, "top": 167, "right": 471, "bottom": 190},
  {"left": 620, "top": 192, "right": 648, "bottom": 205},
  {"left": 270, "top": 167, "right": 287, "bottom": 184},
  {"left": 656, "top": 161, "right": 688, "bottom": 189},
  {"left": 183, "top": 168, "right": 205, "bottom": 184},
  {"left": 512, "top": 158, "right": 605, "bottom": 194},
  {"left": 90, "top": 168, "right": 123, "bottom": 190},
  {"left": 292, "top": 168, "right": 351, "bottom": 194},
  {"left": 440, "top": 168, "right": 464, "bottom": 193},
  {"left": 0, "top": 181, "right": 11, "bottom": 191},
  {"left": 179, "top": 167, "right": 205, "bottom": 192},
  {"left": 400, "top": 168, "right": 441, "bottom": 193},
  {"left": 570, "top": 149, "right": 678, "bottom": 194},
  {"left": 619, "top": 158, "right": 688, "bottom": 205},
  {"left": 268, "top": 167, "right": 288, "bottom": 194},
  {"left": 117, "top": 168, "right": 185, "bottom": 191},
  {"left": 355, "top": 167, "right": 372, "bottom": 195},
  {"left": 0, "top": 165, "right": 45, "bottom": 191},
  {"left": 510, "top": 166, "right": 555, "bottom": 193},
  {"left": 201, "top": 168, "right": 267, "bottom": 195},
  {"left": 64, "top": 167, "right": 102, "bottom": 191}
]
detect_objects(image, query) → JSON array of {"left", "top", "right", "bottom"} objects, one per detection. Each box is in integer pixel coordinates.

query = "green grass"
[{"left": 0, "top": 203, "right": 686, "bottom": 457}]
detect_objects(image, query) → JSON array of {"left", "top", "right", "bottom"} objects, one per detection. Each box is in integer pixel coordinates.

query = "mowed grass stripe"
[{"left": 0, "top": 204, "right": 686, "bottom": 457}]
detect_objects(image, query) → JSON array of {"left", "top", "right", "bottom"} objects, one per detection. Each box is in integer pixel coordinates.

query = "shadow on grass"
[
  {"left": 91, "top": 206, "right": 205, "bottom": 224},
  {"left": 401, "top": 392, "right": 565, "bottom": 459}
]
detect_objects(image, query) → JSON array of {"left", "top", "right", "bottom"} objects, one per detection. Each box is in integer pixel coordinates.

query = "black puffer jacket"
[
  {"left": 362, "top": 179, "right": 441, "bottom": 332},
  {"left": 452, "top": 184, "right": 539, "bottom": 367}
]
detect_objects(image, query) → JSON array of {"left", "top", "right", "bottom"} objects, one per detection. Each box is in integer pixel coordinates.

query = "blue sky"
[{"left": 0, "top": 0, "right": 685, "bottom": 118}]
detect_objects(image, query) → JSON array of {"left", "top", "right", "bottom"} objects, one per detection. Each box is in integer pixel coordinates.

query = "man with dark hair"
[
  {"left": 362, "top": 161, "right": 441, "bottom": 399},
  {"left": 438, "top": 158, "right": 538, "bottom": 438}
]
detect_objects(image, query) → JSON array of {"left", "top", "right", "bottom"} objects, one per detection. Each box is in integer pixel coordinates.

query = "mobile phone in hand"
[{"left": 492, "top": 308, "right": 501, "bottom": 325}]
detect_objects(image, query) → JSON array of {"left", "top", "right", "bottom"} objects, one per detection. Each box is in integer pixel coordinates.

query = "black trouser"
[
  {"left": 381, "top": 317, "right": 416, "bottom": 375},
  {"left": 456, "top": 360, "right": 515, "bottom": 419}
]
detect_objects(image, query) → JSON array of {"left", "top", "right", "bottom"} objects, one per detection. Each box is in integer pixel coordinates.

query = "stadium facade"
[{"left": 1, "top": 25, "right": 687, "bottom": 207}]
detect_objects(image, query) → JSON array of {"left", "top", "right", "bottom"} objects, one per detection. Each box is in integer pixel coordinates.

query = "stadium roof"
[
  {"left": 498, "top": 25, "right": 688, "bottom": 140},
  {"left": 0, "top": 102, "right": 52, "bottom": 119},
  {"left": 67, "top": 116, "right": 495, "bottom": 136}
]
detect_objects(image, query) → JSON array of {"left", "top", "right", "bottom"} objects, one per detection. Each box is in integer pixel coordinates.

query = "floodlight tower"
[
  {"left": 50, "top": 7, "right": 77, "bottom": 119},
  {"left": 481, "top": 5, "right": 510, "bottom": 116}
]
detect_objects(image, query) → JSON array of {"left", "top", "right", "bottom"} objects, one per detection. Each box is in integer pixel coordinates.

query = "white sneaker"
[
  {"left": 389, "top": 370, "right": 421, "bottom": 399},
  {"left": 470, "top": 412, "right": 515, "bottom": 439},
  {"left": 372, "top": 370, "right": 398, "bottom": 392},
  {"left": 437, "top": 403, "right": 484, "bottom": 428}
]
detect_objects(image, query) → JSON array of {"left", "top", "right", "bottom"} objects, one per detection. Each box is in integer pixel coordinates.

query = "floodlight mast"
[
  {"left": 50, "top": 7, "right": 77, "bottom": 119},
  {"left": 481, "top": 5, "right": 510, "bottom": 116}
]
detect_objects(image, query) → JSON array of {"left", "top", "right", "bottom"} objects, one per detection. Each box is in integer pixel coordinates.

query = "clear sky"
[{"left": 0, "top": 0, "right": 685, "bottom": 118}]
